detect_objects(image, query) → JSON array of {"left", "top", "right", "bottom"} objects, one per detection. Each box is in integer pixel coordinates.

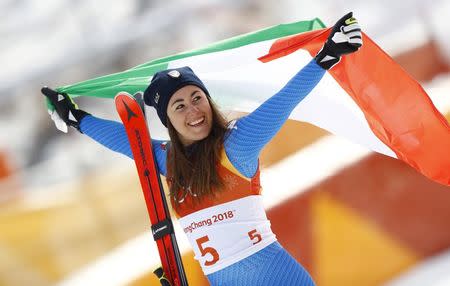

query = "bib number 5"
[
  {"left": 248, "top": 229, "right": 262, "bottom": 245},
  {"left": 196, "top": 236, "right": 220, "bottom": 266}
]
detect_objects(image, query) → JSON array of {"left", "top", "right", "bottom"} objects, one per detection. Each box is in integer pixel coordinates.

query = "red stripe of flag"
[{"left": 259, "top": 29, "right": 450, "bottom": 186}]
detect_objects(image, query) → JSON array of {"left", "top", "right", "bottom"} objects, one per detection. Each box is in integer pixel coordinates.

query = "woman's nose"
[{"left": 187, "top": 104, "right": 200, "bottom": 113}]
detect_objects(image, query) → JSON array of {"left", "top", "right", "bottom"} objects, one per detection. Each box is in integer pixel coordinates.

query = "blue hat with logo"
[{"left": 144, "top": 66, "right": 209, "bottom": 127}]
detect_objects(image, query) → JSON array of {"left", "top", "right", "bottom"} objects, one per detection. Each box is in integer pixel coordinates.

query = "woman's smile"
[{"left": 187, "top": 116, "right": 206, "bottom": 127}]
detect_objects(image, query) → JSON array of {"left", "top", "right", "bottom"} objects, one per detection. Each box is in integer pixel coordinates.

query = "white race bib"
[{"left": 178, "top": 195, "right": 277, "bottom": 275}]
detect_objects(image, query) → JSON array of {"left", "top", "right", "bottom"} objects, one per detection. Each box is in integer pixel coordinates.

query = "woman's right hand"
[{"left": 41, "top": 87, "right": 89, "bottom": 133}]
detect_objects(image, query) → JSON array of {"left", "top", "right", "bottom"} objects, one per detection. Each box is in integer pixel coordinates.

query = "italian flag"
[{"left": 56, "top": 18, "right": 450, "bottom": 186}]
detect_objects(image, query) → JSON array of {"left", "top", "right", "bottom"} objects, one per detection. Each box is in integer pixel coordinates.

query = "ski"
[{"left": 115, "top": 92, "right": 188, "bottom": 286}]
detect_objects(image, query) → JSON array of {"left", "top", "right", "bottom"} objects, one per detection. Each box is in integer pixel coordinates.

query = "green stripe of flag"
[
  {"left": 56, "top": 18, "right": 324, "bottom": 99},
  {"left": 136, "top": 18, "right": 325, "bottom": 68}
]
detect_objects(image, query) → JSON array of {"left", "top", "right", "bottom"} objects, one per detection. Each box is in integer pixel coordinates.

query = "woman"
[{"left": 43, "top": 13, "right": 362, "bottom": 286}]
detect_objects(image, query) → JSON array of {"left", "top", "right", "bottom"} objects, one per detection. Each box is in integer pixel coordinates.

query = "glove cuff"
[
  {"left": 70, "top": 109, "right": 90, "bottom": 133},
  {"left": 315, "top": 44, "right": 341, "bottom": 70}
]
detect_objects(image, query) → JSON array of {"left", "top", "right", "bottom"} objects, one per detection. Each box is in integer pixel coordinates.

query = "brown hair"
[{"left": 167, "top": 98, "right": 229, "bottom": 204}]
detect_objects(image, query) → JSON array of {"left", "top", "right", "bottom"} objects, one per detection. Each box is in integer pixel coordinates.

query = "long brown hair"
[{"left": 167, "top": 98, "right": 229, "bottom": 204}]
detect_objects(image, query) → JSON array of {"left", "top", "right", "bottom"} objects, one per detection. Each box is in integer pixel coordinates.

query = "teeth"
[{"left": 188, "top": 117, "right": 204, "bottom": 126}]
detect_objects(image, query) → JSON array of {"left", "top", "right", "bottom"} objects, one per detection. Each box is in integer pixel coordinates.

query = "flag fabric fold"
[{"left": 54, "top": 18, "right": 450, "bottom": 186}]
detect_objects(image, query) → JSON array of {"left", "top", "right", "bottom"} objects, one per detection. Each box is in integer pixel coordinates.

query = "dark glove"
[
  {"left": 41, "top": 87, "right": 90, "bottom": 133},
  {"left": 315, "top": 12, "right": 363, "bottom": 70}
]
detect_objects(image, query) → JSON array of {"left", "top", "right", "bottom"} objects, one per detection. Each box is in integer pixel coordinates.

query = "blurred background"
[{"left": 1, "top": 0, "right": 450, "bottom": 285}]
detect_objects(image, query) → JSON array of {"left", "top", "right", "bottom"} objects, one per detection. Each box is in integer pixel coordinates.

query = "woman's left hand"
[{"left": 315, "top": 12, "right": 363, "bottom": 70}]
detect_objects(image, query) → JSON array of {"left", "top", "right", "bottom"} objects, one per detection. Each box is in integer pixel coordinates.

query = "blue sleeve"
[
  {"left": 224, "top": 59, "right": 325, "bottom": 178},
  {"left": 79, "top": 115, "right": 168, "bottom": 176}
]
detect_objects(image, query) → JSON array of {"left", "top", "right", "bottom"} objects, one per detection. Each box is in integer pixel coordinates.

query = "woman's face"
[{"left": 167, "top": 85, "right": 213, "bottom": 146}]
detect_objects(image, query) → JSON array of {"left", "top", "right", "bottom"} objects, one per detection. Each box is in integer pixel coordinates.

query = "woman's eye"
[
  {"left": 193, "top": 96, "right": 201, "bottom": 102},
  {"left": 176, "top": 104, "right": 184, "bottom": 110}
]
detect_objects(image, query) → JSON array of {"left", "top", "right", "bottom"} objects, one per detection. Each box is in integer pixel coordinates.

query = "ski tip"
[{"left": 114, "top": 90, "right": 146, "bottom": 121}]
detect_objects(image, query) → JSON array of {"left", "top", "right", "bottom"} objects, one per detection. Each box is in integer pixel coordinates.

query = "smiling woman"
[
  {"left": 143, "top": 67, "right": 230, "bottom": 204},
  {"left": 166, "top": 92, "right": 228, "bottom": 204},
  {"left": 41, "top": 12, "right": 363, "bottom": 286}
]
